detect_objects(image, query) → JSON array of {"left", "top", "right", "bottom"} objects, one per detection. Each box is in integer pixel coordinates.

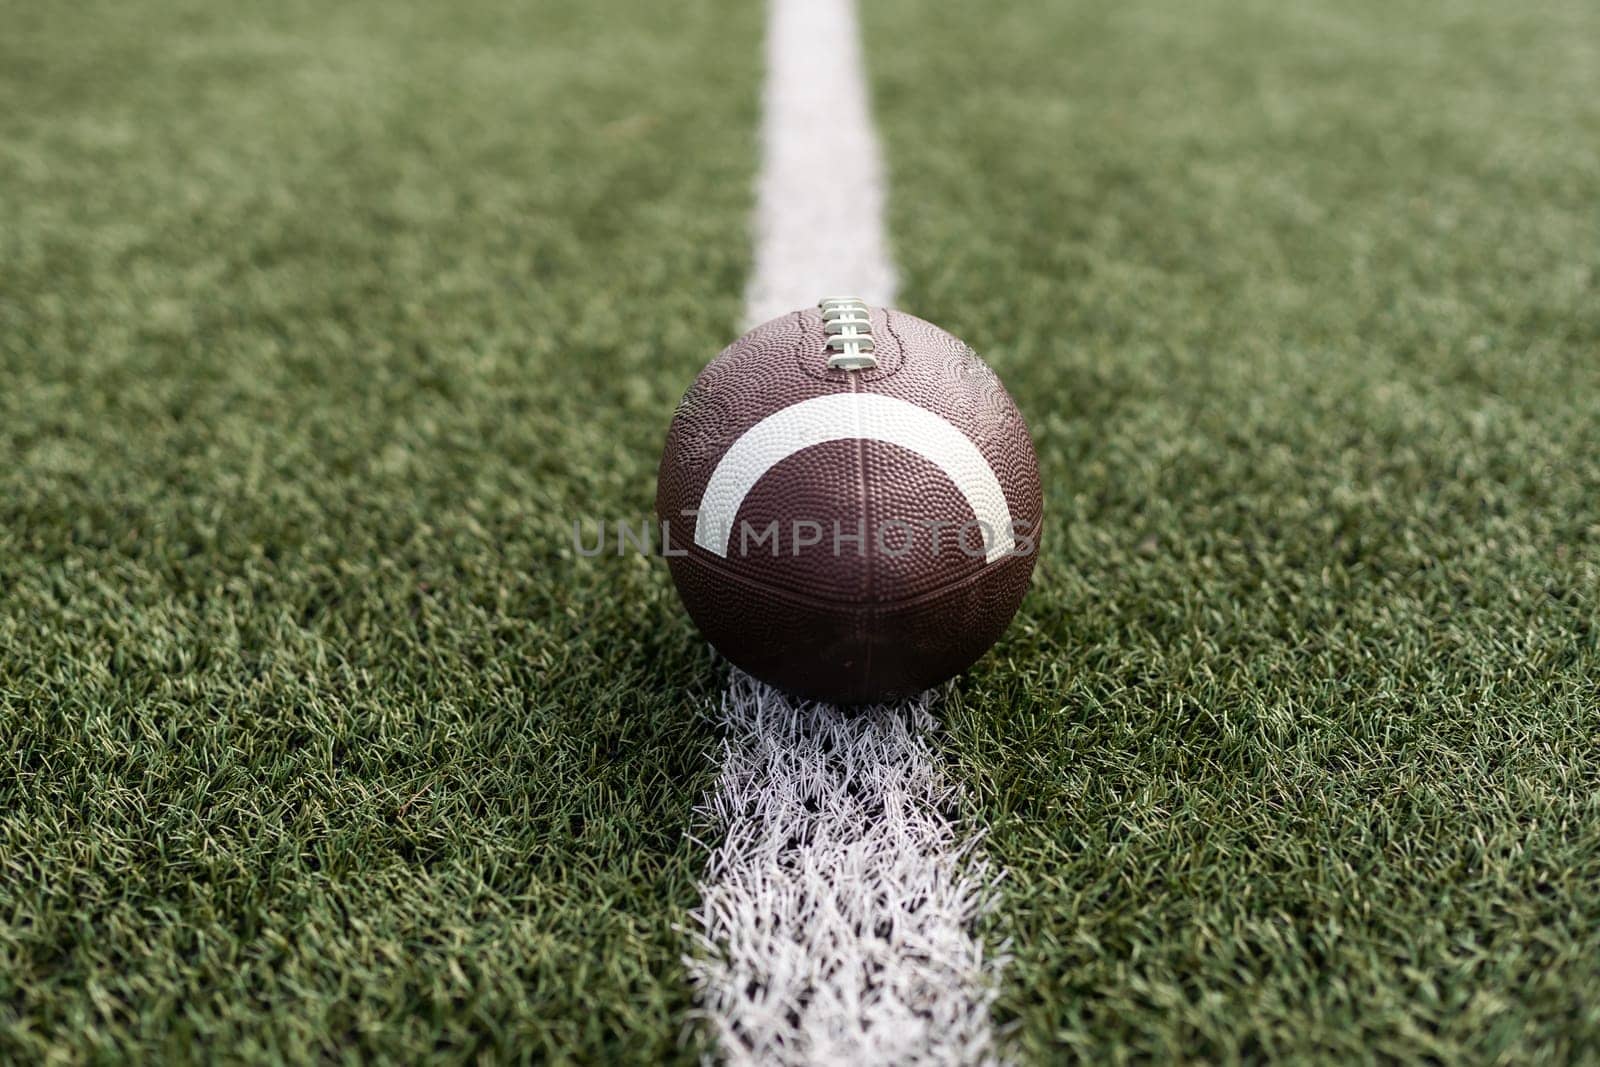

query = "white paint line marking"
[
  {"left": 684, "top": 1, "right": 1007, "bottom": 1063},
  {"left": 742, "top": 0, "right": 897, "bottom": 325},
  {"left": 687, "top": 674, "right": 1007, "bottom": 1067}
]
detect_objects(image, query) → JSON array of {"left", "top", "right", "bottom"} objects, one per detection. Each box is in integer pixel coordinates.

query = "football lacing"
[{"left": 818, "top": 296, "right": 877, "bottom": 370}]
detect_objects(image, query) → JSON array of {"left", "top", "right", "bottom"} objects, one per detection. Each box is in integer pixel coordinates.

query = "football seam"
[
  {"left": 667, "top": 532, "right": 1039, "bottom": 613},
  {"left": 849, "top": 366, "right": 874, "bottom": 683}
]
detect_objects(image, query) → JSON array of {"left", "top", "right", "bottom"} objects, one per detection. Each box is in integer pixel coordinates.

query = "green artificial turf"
[
  {"left": 865, "top": 0, "right": 1600, "bottom": 1061},
  {"left": 3, "top": 0, "right": 1598, "bottom": 1062},
  {"left": 0, "top": 0, "right": 758, "bottom": 1060}
]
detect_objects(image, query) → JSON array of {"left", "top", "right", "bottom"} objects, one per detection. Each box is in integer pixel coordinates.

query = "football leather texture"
[{"left": 656, "top": 305, "right": 1042, "bottom": 705}]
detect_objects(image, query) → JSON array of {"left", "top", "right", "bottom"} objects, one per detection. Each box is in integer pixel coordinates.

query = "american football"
[{"left": 656, "top": 299, "right": 1042, "bottom": 704}]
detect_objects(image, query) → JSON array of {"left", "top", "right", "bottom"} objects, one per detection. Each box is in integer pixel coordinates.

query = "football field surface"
[{"left": 3, "top": 0, "right": 1597, "bottom": 1062}]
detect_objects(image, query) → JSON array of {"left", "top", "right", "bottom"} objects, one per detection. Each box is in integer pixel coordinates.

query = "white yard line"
[
  {"left": 741, "top": 0, "right": 897, "bottom": 326},
  {"left": 687, "top": 674, "right": 1007, "bottom": 1066},
  {"left": 684, "top": 2, "right": 1007, "bottom": 1063}
]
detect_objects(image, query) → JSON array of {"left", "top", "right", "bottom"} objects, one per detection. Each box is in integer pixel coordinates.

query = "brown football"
[{"left": 656, "top": 299, "right": 1042, "bottom": 705}]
